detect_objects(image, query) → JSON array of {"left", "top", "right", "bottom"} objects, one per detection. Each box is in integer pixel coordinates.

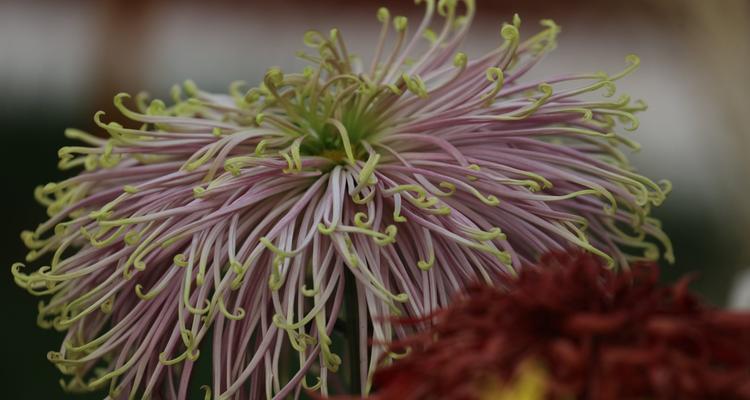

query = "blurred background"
[{"left": 1, "top": 0, "right": 748, "bottom": 397}]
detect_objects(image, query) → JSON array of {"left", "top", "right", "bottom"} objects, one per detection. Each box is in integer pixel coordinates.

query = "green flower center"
[
  {"left": 253, "top": 65, "right": 395, "bottom": 163},
  {"left": 245, "top": 25, "right": 433, "bottom": 164}
]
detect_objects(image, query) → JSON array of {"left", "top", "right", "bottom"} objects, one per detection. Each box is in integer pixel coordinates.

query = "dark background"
[{"left": 1, "top": 0, "right": 748, "bottom": 398}]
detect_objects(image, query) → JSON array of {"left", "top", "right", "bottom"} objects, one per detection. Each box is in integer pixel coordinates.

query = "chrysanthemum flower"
[
  {"left": 12, "top": 1, "right": 671, "bottom": 398},
  {"left": 364, "top": 251, "right": 750, "bottom": 400}
]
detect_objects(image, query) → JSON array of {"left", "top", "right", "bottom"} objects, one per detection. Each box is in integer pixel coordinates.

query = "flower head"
[
  {"left": 365, "top": 251, "right": 750, "bottom": 400},
  {"left": 13, "top": 1, "right": 671, "bottom": 398}
]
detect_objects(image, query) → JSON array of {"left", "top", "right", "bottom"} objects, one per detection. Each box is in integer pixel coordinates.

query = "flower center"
[
  {"left": 252, "top": 65, "right": 393, "bottom": 163},
  {"left": 245, "top": 21, "right": 433, "bottom": 164}
]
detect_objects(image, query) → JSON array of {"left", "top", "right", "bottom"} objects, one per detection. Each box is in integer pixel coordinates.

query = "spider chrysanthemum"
[{"left": 12, "top": 1, "right": 672, "bottom": 398}]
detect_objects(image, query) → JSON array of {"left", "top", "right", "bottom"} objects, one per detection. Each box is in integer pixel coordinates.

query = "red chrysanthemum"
[{"left": 363, "top": 251, "right": 750, "bottom": 400}]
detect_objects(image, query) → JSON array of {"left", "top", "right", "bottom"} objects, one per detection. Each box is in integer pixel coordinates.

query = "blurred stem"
[{"left": 344, "top": 269, "right": 361, "bottom": 395}]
